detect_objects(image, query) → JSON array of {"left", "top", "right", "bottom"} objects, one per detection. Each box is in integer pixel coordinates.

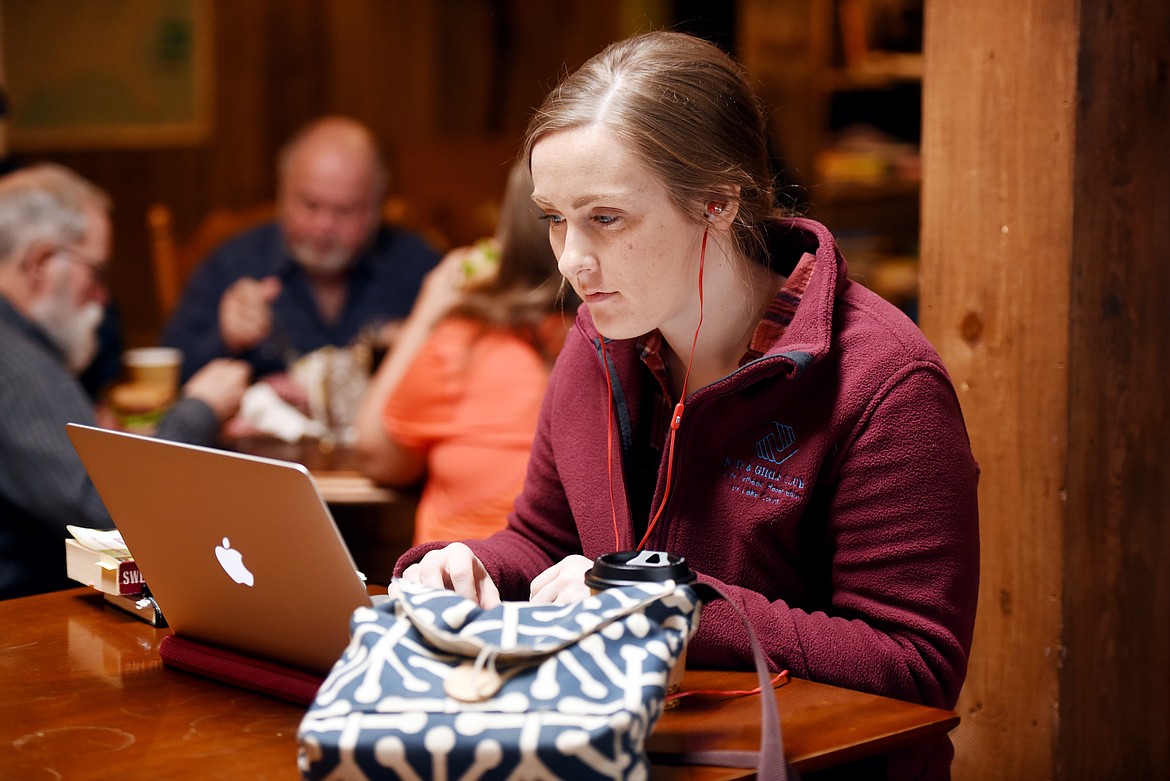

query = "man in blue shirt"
[{"left": 163, "top": 116, "right": 441, "bottom": 380}]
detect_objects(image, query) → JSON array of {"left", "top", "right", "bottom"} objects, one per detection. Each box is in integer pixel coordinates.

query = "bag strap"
[{"left": 687, "top": 583, "right": 793, "bottom": 780}]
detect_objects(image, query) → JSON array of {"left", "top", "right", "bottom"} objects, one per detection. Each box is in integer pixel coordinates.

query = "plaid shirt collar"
[{"left": 635, "top": 251, "right": 818, "bottom": 386}]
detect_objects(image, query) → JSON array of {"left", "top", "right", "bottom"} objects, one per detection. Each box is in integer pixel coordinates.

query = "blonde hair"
[{"left": 523, "top": 31, "right": 784, "bottom": 269}]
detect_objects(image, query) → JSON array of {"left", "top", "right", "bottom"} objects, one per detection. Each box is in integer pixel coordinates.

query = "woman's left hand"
[{"left": 529, "top": 555, "right": 594, "bottom": 605}]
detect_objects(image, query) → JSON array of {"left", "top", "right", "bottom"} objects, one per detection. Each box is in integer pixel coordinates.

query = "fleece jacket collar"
[{"left": 573, "top": 216, "right": 848, "bottom": 390}]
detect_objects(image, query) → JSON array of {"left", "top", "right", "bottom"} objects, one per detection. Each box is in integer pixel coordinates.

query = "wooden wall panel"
[
  {"left": 204, "top": 0, "right": 271, "bottom": 206},
  {"left": 324, "top": 0, "right": 442, "bottom": 139},
  {"left": 1062, "top": 0, "right": 1170, "bottom": 775},
  {"left": 922, "top": 0, "right": 1170, "bottom": 776}
]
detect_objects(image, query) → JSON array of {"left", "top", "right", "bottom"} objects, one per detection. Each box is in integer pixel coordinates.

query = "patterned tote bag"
[{"left": 297, "top": 579, "right": 787, "bottom": 780}]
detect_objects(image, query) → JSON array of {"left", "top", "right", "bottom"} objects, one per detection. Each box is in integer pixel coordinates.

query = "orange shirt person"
[{"left": 354, "top": 161, "right": 575, "bottom": 544}]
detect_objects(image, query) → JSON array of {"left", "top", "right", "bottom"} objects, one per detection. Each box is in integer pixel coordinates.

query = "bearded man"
[
  {"left": 162, "top": 116, "right": 440, "bottom": 380},
  {"left": 0, "top": 164, "right": 250, "bottom": 599}
]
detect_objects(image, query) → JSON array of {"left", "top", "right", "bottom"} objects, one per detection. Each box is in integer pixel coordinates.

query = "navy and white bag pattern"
[{"left": 297, "top": 580, "right": 701, "bottom": 780}]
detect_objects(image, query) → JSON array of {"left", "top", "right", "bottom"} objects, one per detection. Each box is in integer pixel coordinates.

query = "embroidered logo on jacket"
[
  {"left": 720, "top": 421, "right": 806, "bottom": 505},
  {"left": 755, "top": 421, "right": 797, "bottom": 466}
]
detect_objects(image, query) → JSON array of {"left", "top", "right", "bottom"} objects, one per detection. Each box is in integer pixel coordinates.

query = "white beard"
[
  {"left": 30, "top": 290, "right": 104, "bottom": 375},
  {"left": 288, "top": 239, "right": 353, "bottom": 276}
]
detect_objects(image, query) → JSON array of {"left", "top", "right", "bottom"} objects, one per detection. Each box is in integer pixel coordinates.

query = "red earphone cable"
[
  {"left": 635, "top": 226, "right": 708, "bottom": 551},
  {"left": 665, "top": 670, "right": 790, "bottom": 703},
  {"left": 601, "top": 225, "right": 709, "bottom": 552}
]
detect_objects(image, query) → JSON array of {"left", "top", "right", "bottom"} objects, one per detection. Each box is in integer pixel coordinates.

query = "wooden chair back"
[{"left": 147, "top": 202, "right": 276, "bottom": 320}]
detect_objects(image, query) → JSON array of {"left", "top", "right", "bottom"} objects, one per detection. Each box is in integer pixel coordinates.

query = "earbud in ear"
[{"left": 706, "top": 202, "right": 725, "bottom": 221}]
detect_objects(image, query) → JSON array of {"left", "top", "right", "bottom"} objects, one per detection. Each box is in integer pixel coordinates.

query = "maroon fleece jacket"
[{"left": 396, "top": 217, "right": 979, "bottom": 711}]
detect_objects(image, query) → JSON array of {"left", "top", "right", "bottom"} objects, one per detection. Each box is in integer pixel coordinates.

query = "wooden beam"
[
  {"left": 1062, "top": 0, "right": 1170, "bottom": 774},
  {"left": 921, "top": 0, "right": 1170, "bottom": 776}
]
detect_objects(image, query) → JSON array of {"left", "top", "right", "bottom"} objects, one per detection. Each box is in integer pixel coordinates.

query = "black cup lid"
[{"left": 584, "top": 550, "right": 696, "bottom": 589}]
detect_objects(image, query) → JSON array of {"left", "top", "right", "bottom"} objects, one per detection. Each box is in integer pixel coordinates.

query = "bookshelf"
[{"left": 740, "top": 0, "right": 924, "bottom": 314}]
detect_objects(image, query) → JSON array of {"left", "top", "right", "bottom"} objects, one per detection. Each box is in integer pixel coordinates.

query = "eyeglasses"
[{"left": 54, "top": 245, "right": 109, "bottom": 287}]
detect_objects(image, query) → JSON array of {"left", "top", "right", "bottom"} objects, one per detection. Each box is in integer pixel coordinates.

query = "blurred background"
[{"left": 0, "top": 0, "right": 925, "bottom": 348}]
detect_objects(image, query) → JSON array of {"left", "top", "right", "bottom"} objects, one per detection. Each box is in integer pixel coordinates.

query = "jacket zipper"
[{"left": 585, "top": 327, "right": 802, "bottom": 550}]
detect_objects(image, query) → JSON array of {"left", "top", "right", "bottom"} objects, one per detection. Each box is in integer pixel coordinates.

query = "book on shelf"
[{"left": 65, "top": 525, "right": 144, "bottom": 597}]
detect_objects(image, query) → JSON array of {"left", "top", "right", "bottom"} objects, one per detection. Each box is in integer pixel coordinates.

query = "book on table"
[
  {"left": 65, "top": 525, "right": 144, "bottom": 596},
  {"left": 66, "top": 526, "right": 166, "bottom": 625}
]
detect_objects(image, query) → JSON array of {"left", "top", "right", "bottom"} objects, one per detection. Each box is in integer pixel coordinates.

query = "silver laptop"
[{"left": 66, "top": 423, "right": 372, "bottom": 674}]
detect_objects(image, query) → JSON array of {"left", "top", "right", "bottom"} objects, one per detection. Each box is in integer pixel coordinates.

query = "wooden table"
[
  {"left": 227, "top": 434, "right": 398, "bottom": 506},
  {"left": 0, "top": 589, "right": 957, "bottom": 780}
]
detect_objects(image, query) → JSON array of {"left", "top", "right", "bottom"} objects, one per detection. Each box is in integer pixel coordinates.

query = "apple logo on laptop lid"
[{"left": 215, "top": 537, "right": 255, "bottom": 586}]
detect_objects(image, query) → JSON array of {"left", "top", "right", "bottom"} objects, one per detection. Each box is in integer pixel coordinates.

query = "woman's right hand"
[{"left": 394, "top": 542, "right": 501, "bottom": 608}]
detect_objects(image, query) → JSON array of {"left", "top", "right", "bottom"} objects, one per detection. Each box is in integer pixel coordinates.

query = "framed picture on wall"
[{"left": 0, "top": 0, "right": 213, "bottom": 150}]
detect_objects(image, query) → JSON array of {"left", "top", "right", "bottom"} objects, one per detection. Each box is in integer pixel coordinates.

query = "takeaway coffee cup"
[
  {"left": 584, "top": 550, "right": 696, "bottom": 591},
  {"left": 123, "top": 347, "right": 182, "bottom": 399},
  {"left": 112, "top": 348, "right": 183, "bottom": 434},
  {"left": 585, "top": 550, "right": 699, "bottom": 704}
]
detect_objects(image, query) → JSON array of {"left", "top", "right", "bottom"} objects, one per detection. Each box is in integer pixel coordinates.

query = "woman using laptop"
[{"left": 392, "top": 30, "right": 979, "bottom": 780}]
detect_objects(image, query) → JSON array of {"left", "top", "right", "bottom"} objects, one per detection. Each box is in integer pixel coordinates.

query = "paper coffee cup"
[
  {"left": 123, "top": 347, "right": 182, "bottom": 398},
  {"left": 584, "top": 550, "right": 696, "bottom": 591},
  {"left": 586, "top": 551, "right": 698, "bottom": 704}
]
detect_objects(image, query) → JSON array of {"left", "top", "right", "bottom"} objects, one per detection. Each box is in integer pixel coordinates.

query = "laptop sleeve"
[{"left": 159, "top": 634, "right": 324, "bottom": 706}]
